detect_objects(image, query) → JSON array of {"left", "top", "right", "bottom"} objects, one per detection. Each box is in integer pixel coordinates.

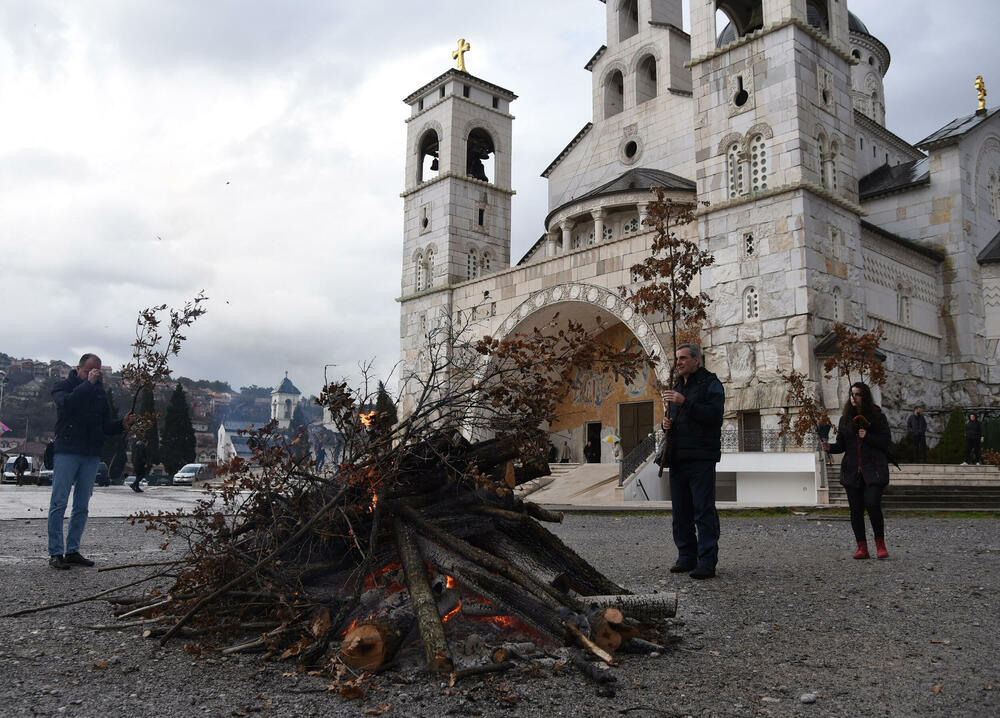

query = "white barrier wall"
[{"left": 625, "top": 451, "right": 819, "bottom": 506}]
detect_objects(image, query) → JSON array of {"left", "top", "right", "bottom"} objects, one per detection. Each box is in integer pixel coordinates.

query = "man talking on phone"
[{"left": 48, "top": 353, "right": 136, "bottom": 570}]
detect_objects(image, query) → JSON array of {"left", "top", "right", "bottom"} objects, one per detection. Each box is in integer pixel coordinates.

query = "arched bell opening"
[
  {"left": 417, "top": 130, "right": 439, "bottom": 184},
  {"left": 466, "top": 128, "right": 495, "bottom": 183}
]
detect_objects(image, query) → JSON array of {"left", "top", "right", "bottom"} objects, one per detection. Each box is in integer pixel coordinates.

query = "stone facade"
[{"left": 398, "top": 0, "right": 1000, "bottom": 454}]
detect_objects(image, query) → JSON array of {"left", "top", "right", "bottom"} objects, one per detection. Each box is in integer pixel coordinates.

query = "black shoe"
[
  {"left": 49, "top": 555, "right": 70, "bottom": 570},
  {"left": 690, "top": 566, "right": 716, "bottom": 580},
  {"left": 131, "top": 483, "right": 143, "bottom": 493},
  {"left": 669, "top": 561, "right": 697, "bottom": 573},
  {"left": 63, "top": 552, "right": 95, "bottom": 567}
]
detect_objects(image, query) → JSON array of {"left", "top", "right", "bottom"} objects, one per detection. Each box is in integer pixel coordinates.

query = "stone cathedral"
[{"left": 398, "top": 0, "right": 1000, "bottom": 466}]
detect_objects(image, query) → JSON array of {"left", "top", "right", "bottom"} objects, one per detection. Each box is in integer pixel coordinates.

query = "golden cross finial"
[
  {"left": 452, "top": 38, "right": 471, "bottom": 73},
  {"left": 975, "top": 75, "right": 987, "bottom": 112}
]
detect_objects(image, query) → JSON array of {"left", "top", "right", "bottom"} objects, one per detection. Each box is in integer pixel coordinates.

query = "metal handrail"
[{"left": 618, "top": 431, "right": 658, "bottom": 487}]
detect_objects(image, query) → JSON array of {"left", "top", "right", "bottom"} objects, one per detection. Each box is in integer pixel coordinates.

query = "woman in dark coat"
[{"left": 822, "top": 382, "right": 891, "bottom": 559}]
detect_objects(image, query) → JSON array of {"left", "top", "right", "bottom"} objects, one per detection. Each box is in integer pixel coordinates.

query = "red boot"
[
  {"left": 853, "top": 541, "right": 869, "bottom": 559},
  {"left": 874, "top": 538, "right": 888, "bottom": 559}
]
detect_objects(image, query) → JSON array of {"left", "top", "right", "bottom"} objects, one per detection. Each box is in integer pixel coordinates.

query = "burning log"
[{"left": 392, "top": 519, "right": 452, "bottom": 673}]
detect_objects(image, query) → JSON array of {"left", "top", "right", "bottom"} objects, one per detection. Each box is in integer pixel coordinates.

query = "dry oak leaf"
[
  {"left": 92, "top": 661, "right": 107, "bottom": 670},
  {"left": 930, "top": 685, "right": 944, "bottom": 693},
  {"left": 364, "top": 705, "right": 392, "bottom": 716}
]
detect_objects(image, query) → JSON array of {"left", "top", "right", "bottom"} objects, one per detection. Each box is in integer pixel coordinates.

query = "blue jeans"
[
  {"left": 48, "top": 453, "right": 100, "bottom": 556},
  {"left": 669, "top": 461, "right": 720, "bottom": 569}
]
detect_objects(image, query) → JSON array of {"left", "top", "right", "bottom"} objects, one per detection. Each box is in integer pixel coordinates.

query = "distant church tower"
[
  {"left": 691, "top": 0, "right": 863, "bottom": 412},
  {"left": 398, "top": 47, "right": 517, "bottom": 407},
  {"left": 271, "top": 373, "right": 301, "bottom": 430}
]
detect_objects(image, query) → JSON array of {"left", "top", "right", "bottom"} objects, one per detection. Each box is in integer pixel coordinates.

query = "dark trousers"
[
  {"left": 965, "top": 439, "right": 982, "bottom": 464},
  {"left": 911, "top": 434, "right": 927, "bottom": 462},
  {"left": 669, "top": 461, "right": 720, "bottom": 569},
  {"left": 844, "top": 482, "right": 885, "bottom": 542}
]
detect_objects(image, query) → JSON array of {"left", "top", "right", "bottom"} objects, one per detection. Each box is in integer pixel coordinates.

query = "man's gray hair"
[
  {"left": 78, "top": 353, "right": 101, "bottom": 367},
  {"left": 676, "top": 343, "right": 702, "bottom": 361}
]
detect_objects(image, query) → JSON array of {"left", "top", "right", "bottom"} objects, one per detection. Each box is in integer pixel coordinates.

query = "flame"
[
  {"left": 442, "top": 600, "right": 462, "bottom": 623},
  {"left": 361, "top": 561, "right": 403, "bottom": 591},
  {"left": 360, "top": 411, "right": 376, "bottom": 427},
  {"left": 445, "top": 575, "right": 457, "bottom": 589},
  {"left": 368, "top": 491, "right": 378, "bottom": 513}
]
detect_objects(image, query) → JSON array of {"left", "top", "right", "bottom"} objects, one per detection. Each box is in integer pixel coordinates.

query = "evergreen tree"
[
  {"left": 928, "top": 407, "right": 966, "bottom": 464},
  {"left": 139, "top": 386, "right": 161, "bottom": 466},
  {"left": 290, "top": 402, "right": 307, "bottom": 435},
  {"left": 375, "top": 381, "right": 399, "bottom": 428},
  {"left": 161, "top": 384, "right": 196, "bottom": 476},
  {"left": 102, "top": 392, "right": 127, "bottom": 479}
]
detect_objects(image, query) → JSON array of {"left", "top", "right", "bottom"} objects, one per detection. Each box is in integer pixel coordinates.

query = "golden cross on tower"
[
  {"left": 452, "top": 38, "right": 471, "bottom": 73},
  {"left": 975, "top": 75, "right": 987, "bottom": 112}
]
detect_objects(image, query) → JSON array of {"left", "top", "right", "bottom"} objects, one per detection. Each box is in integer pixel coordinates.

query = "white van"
[{"left": 3, "top": 455, "right": 36, "bottom": 483}]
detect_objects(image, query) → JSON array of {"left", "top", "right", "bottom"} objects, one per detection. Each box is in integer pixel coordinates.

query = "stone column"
[
  {"left": 590, "top": 208, "right": 606, "bottom": 245},
  {"left": 546, "top": 229, "right": 561, "bottom": 257},
  {"left": 560, "top": 219, "right": 575, "bottom": 253},
  {"left": 637, "top": 202, "right": 649, "bottom": 228}
]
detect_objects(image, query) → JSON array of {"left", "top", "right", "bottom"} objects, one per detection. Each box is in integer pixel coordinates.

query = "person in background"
[
  {"left": 130, "top": 439, "right": 147, "bottom": 493},
  {"left": 823, "top": 382, "right": 891, "bottom": 560},
  {"left": 13, "top": 452, "right": 29, "bottom": 486},
  {"left": 963, "top": 413, "right": 984, "bottom": 465},
  {"left": 907, "top": 407, "right": 927, "bottom": 463},
  {"left": 583, "top": 440, "right": 596, "bottom": 463}
]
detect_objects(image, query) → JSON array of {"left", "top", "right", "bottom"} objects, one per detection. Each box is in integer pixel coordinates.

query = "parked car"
[
  {"left": 37, "top": 468, "right": 54, "bottom": 486},
  {"left": 146, "top": 464, "right": 171, "bottom": 486},
  {"left": 172, "top": 463, "right": 213, "bottom": 485}
]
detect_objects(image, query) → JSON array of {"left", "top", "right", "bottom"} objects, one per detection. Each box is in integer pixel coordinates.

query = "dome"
[
  {"left": 717, "top": 8, "right": 877, "bottom": 48},
  {"left": 848, "top": 11, "right": 870, "bottom": 36}
]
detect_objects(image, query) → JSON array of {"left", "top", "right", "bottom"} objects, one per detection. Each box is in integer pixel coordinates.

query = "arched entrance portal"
[{"left": 496, "top": 283, "right": 670, "bottom": 464}]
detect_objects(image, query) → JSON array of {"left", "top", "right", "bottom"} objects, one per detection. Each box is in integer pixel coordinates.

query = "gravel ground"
[{"left": 1, "top": 513, "right": 998, "bottom": 717}]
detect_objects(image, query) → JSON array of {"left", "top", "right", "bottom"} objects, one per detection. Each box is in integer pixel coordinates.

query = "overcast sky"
[{"left": 1, "top": 1, "right": 996, "bottom": 398}]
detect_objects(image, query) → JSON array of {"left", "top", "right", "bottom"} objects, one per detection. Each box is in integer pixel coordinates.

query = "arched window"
[
  {"left": 805, "top": 0, "right": 829, "bottom": 35},
  {"left": 417, "top": 130, "right": 439, "bottom": 184},
  {"left": 622, "top": 217, "right": 639, "bottom": 235},
  {"left": 749, "top": 134, "right": 767, "bottom": 192},
  {"left": 744, "top": 286, "right": 760, "bottom": 320},
  {"left": 832, "top": 286, "right": 843, "bottom": 321},
  {"left": 715, "top": 2, "right": 764, "bottom": 45},
  {"left": 467, "top": 248, "right": 479, "bottom": 280},
  {"left": 989, "top": 170, "right": 1000, "bottom": 220},
  {"left": 414, "top": 251, "right": 425, "bottom": 291},
  {"left": 604, "top": 70, "right": 624, "bottom": 118},
  {"left": 480, "top": 251, "right": 491, "bottom": 274},
  {"left": 636, "top": 55, "right": 657, "bottom": 104},
  {"left": 466, "top": 128, "right": 495, "bottom": 183},
  {"left": 897, "top": 285, "right": 911, "bottom": 324},
  {"left": 283, "top": 399, "right": 291, "bottom": 420},
  {"left": 817, "top": 132, "right": 828, "bottom": 188},
  {"left": 727, "top": 142, "right": 744, "bottom": 198},
  {"left": 602, "top": 224, "right": 614, "bottom": 242},
  {"left": 828, "top": 141, "right": 839, "bottom": 191},
  {"left": 743, "top": 232, "right": 756, "bottom": 257},
  {"left": 424, "top": 247, "right": 435, "bottom": 290},
  {"left": 618, "top": 0, "right": 639, "bottom": 41}
]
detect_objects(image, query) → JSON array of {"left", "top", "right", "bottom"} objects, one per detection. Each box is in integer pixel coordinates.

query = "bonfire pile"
[{"left": 112, "top": 429, "right": 677, "bottom": 695}]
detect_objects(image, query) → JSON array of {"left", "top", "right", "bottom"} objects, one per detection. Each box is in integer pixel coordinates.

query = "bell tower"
[
  {"left": 398, "top": 48, "right": 517, "bottom": 412},
  {"left": 689, "top": 1, "right": 864, "bottom": 411},
  {"left": 400, "top": 53, "right": 516, "bottom": 296}
]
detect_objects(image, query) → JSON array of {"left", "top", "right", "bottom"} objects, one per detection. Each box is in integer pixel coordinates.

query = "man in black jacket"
[
  {"left": 48, "top": 354, "right": 135, "bottom": 570},
  {"left": 964, "top": 413, "right": 984, "bottom": 465},
  {"left": 131, "top": 440, "right": 147, "bottom": 493},
  {"left": 906, "top": 407, "right": 927, "bottom": 463},
  {"left": 660, "top": 344, "right": 725, "bottom": 579}
]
